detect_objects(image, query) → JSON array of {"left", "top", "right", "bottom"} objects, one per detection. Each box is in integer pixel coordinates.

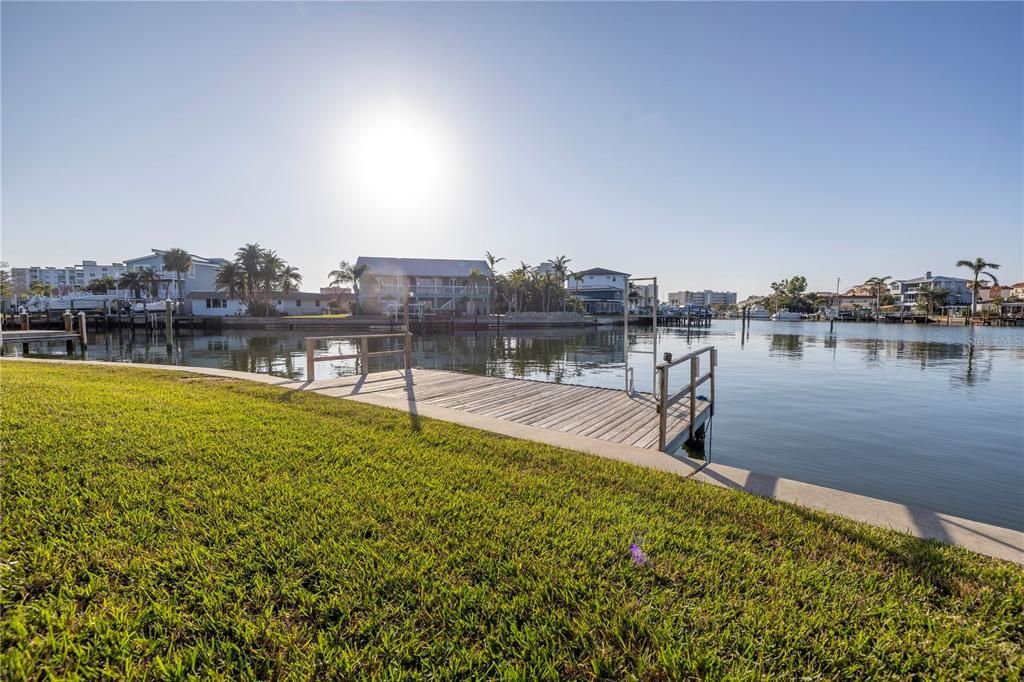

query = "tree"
[
  {"left": 279, "top": 265, "right": 302, "bottom": 294},
  {"left": 956, "top": 258, "right": 1000, "bottom": 316},
  {"left": 84, "top": 275, "right": 116, "bottom": 294},
  {"left": 118, "top": 271, "right": 144, "bottom": 298},
  {"left": 916, "top": 283, "right": 950, "bottom": 316},
  {"left": 29, "top": 281, "right": 53, "bottom": 297},
  {"left": 235, "top": 243, "right": 265, "bottom": 303},
  {"left": 863, "top": 276, "right": 892, "bottom": 313},
  {"left": 484, "top": 252, "right": 504, "bottom": 313},
  {"left": 328, "top": 260, "right": 368, "bottom": 309},
  {"left": 467, "top": 267, "right": 486, "bottom": 314},
  {"left": 162, "top": 248, "right": 193, "bottom": 300},
  {"left": 0, "top": 270, "right": 12, "bottom": 300},
  {"left": 550, "top": 255, "right": 571, "bottom": 311},
  {"left": 139, "top": 268, "right": 161, "bottom": 297},
  {"left": 215, "top": 262, "right": 245, "bottom": 299}
]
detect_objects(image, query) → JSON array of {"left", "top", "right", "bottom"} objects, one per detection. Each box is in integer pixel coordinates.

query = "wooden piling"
[{"left": 78, "top": 312, "right": 88, "bottom": 348}]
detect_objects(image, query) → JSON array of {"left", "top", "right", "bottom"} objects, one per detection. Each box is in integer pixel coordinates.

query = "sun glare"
[{"left": 338, "top": 104, "right": 457, "bottom": 219}]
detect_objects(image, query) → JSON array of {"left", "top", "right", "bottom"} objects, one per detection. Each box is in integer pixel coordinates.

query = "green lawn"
[{"left": 1, "top": 362, "right": 1021, "bottom": 680}]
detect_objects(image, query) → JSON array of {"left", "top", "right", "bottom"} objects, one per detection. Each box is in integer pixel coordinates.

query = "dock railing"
[
  {"left": 656, "top": 345, "right": 716, "bottom": 451},
  {"left": 305, "top": 329, "right": 412, "bottom": 381}
]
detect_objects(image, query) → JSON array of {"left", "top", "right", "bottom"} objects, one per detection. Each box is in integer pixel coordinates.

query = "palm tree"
[
  {"left": 118, "top": 271, "right": 144, "bottom": 298},
  {"left": 484, "top": 251, "right": 504, "bottom": 273},
  {"left": 916, "top": 283, "right": 950, "bottom": 317},
  {"left": 139, "top": 268, "right": 161, "bottom": 298},
  {"left": 328, "top": 260, "right": 369, "bottom": 309},
  {"left": 279, "top": 265, "right": 302, "bottom": 294},
  {"left": 550, "top": 255, "right": 571, "bottom": 311},
  {"left": 259, "top": 250, "right": 284, "bottom": 299},
  {"left": 215, "top": 262, "right": 245, "bottom": 299},
  {"left": 162, "top": 248, "right": 192, "bottom": 301},
  {"left": 863, "top": 276, "right": 892, "bottom": 314},
  {"left": 29, "top": 281, "right": 53, "bottom": 297},
  {"left": 235, "top": 243, "right": 265, "bottom": 302},
  {"left": 484, "top": 252, "right": 504, "bottom": 314},
  {"left": 467, "top": 267, "right": 487, "bottom": 314},
  {"left": 956, "top": 258, "right": 1000, "bottom": 316}
]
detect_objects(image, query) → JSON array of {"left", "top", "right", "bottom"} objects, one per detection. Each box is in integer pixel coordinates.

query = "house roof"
[
  {"left": 898, "top": 274, "right": 967, "bottom": 284},
  {"left": 125, "top": 249, "right": 228, "bottom": 266},
  {"left": 576, "top": 267, "right": 630, "bottom": 277},
  {"left": 354, "top": 257, "right": 492, "bottom": 278}
]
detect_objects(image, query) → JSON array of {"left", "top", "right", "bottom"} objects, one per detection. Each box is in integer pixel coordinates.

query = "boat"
[
  {"left": 770, "top": 309, "right": 802, "bottom": 321},
  {"left": 745, "top": 305, "right": 771, "bottom": 320}
]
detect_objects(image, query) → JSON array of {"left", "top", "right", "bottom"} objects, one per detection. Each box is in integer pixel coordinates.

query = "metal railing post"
[
  {"left": 710, "top": 348, "right": 717, "bottom": 412},
  {"left": 657, "top": 364, "right": 669, "bottom": 451},
  {"left": 623, "top": 277, "right": 629, "bottom": 392},
  {"left": 305, "top": 338, "right": 315, "bottom": 381},
  {"left": 689, "top": 356, "right": 698, "bottom": 440}
]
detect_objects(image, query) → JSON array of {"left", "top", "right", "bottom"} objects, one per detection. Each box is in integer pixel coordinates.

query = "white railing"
[
  {"left": 655, "top": 345, "right": 716, "bottom": 451},
  {"left": 305, "top": 330, "right": 412, "bottom": 380}
]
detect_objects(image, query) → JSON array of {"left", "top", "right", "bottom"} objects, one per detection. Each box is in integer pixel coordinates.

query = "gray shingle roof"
[
  {"left": 354, "top": 257, "right": 492, "bottom": 278},
  {"left": 576, "top": 267, "right": 631, "bottom": 277}
]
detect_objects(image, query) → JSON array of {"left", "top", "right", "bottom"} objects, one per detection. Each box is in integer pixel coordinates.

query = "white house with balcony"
[
  {"left": 354, "top": 257, "right": 493, "bottom": 315},
  {"left": 889, "top": 271, "right": 972, "bottom": 309}
]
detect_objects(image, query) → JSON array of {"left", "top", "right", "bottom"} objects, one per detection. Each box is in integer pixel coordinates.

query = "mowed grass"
[{"left": 1, "top": 363, "right": 1022, "bottom": 680}]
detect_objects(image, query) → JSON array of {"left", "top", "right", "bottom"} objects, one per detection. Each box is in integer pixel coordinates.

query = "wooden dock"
[
  {"left": 0, "top": 329, "right": 85, "bottom": 354},
  {"left": 298, "top": 368, "right": 713, "bottom": 452}
]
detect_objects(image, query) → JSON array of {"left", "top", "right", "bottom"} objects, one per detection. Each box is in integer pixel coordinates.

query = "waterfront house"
[
  {"left": 187, "top": 291, "right": 329, "bottom": 317},
  {"left": 889, "top": 272, "right": 971, "bottom": 309},
  {"left": 354, "top": 257, "right": 493, "bottom": 315},
  {"left": 567, "top": 268, "right": 630, "bottom": 314},
  {"left": 124, "top": 249, "right": 229, "bottom": 299}
]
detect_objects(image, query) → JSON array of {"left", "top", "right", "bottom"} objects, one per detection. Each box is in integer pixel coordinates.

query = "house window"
[
  {"left": 314, "top": 300, "right": 320, "bottom": 306},
  {"left": 205, "top": 298, "right": 211, "bottom": 308},
  {"left": 296, "top": 300, "right": 301, "bottom": 307}
]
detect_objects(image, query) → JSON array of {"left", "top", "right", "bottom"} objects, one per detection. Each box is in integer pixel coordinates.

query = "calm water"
[{"left": 12, "top": 321, "right": 1024, "bottom": 530}]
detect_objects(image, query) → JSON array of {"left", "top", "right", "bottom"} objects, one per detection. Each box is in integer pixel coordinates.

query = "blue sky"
[{"left": 2, "top": 2, "right": 1021, "bottom": 296}]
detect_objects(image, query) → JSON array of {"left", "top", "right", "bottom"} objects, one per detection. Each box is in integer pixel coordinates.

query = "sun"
[{"left": 338, "top": 104, "right": 457, "bottom": 219}]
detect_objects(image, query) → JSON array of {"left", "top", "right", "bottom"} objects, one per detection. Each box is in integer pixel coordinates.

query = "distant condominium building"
[
  {"left": 11, "top": 260, "right": 127, "bottom": 293},
  {"left": 667, "top": 289, "right": 737, "bottom": 307},
  {"left": 889, "top": 271, "right": 972, "bottom": 308}
]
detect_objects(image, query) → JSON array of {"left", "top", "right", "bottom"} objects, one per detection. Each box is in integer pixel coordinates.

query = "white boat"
[
  {"left": 770, "top": 309, "right": 802, "bottom": 321},
  {"left": 745, "top": 305, "right": 771, "bottom": 320}
]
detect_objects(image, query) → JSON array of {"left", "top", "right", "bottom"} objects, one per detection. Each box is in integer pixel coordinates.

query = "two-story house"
[
  {"left": 566, "top": 267, "right": 631, "bottom": 314},
  {"left": 354, "top": 257, "right": 493, "bottom": 315},
  {"left": 889, "top": 271, "right": 971, "bottom": 309},
  {"left": 123, "top": 249, "right": 229, "bottom": 298}
]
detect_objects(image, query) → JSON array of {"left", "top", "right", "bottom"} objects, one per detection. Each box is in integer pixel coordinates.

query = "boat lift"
[{"left": 623, "top": 276, "right": 659, "bottom": 397}]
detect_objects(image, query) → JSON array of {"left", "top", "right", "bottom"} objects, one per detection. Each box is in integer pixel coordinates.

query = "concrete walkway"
[{"left": 7, "top": 358, "right": 1022, "bottom": 565}]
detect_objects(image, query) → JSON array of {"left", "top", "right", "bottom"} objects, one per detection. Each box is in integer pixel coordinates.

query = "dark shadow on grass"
[{"left": 403, "top": 368, "right": 421, "bottom": 432}]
